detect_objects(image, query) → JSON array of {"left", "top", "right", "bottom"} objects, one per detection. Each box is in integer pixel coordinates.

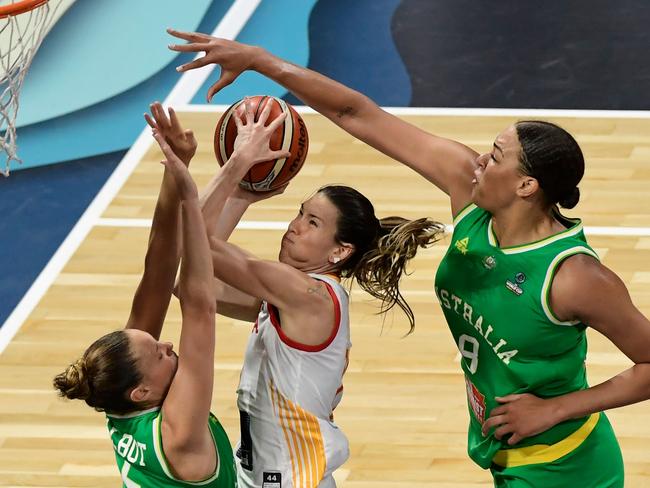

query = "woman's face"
[
  {"left": 125, "top": 328, "right": 178, "bottom": 406},
  {"left": 279, "top": 192, "right": 345, "bottom": 270},
  {"left": 471, "top": 125, "right": 529, "bottom": 211}
]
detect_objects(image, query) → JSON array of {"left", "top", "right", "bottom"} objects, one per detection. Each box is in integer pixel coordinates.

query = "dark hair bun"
[{"left": 559, "top": 187, "right": 580, "bottom": 209}]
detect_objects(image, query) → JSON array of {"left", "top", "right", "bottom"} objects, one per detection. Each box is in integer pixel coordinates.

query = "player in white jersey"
[
  {"left": 236, "top": 272, "right": 350, "bottom": 488},
  {"left": 164, "top": 98, "right": 445, "bottom": 488}
]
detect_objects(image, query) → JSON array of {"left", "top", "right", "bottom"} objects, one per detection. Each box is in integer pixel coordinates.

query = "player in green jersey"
[
  {"left": 168, "top": 31, "right": 650, "bottom": 487},
  {"left": 53, "top": 102, "right": 288, "bottom": 487}
]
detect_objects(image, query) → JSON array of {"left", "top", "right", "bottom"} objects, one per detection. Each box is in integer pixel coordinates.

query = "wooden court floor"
[{"left": 1, "top": 111, "right": 649, "bottom": 487}]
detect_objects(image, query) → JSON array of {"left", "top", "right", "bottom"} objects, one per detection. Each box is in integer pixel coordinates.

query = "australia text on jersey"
[{"left": 435, "top": 287, "right": 518, "bottom": 366}]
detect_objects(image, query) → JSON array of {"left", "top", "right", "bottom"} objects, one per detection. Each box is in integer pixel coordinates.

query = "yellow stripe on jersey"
[
  {"left": 270, "top": 381, "right": 298, "bottom": 488},
  {"left": 280, "top": 393, "right": 307, "bottom": 487},
  {"left": 270, "top": 380, "right": 326, "bottom": 488},
  {"left": 492, "top": 412, "right": 600, "bottom": 467}
]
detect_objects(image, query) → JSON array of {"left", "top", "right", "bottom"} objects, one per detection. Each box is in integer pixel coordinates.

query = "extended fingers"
[
  {"left": 243, "top": 97, "right": 255, "bottom": 123},
  {"left": 266, "top": 110, "right": 288, "bottom": 132},
  {"left": 207, "top": 72, "right": 236, "bottom": 102},
  {"left": 176, "top": 56, "right": 210, "bottom": 73},
  {"left": 151, "top": 102, "right": 171, "bottom": 130},
  {"left": 168, "top": 107, "right": 182, "bottom": 133},
  {"left": 269, "top": 149, "right": 292, "bottom": 160},
  {"left": 257, "top": 97, "right": 274, "bottom": 125},
  {"left": 144, "top": 112, "right": 157, "bottom": 130},
  {"left": 168, "top": 41, "right": 210, "bottom": 53},
  {"left": 166, "top": 28, "right": 212, "bottom": 42},
  {"left": 152, "top": 131, "right": 171, "bottom": 152}
]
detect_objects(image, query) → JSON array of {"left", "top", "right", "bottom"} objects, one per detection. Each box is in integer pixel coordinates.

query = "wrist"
[
  {"left": 549, "top": 395, "right": 572, "bottom": 424},
  {"left": 227, "top": 150, "right": 256, "bottom": 171},
  {"left": 227, "top": 194, "right": 253, "bottom": 209},
  {"left": 248, "top": 46, "right": 269, "bottom": 72}
]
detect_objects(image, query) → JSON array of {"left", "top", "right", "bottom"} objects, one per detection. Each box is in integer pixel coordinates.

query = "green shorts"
[{"left": 490, "top": 412, "right": 623, "bottom": 488}]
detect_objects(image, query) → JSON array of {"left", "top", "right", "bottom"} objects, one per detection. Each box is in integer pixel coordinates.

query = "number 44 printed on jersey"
[{"left": 263, "top": 471, "right": 282, "bottom": 488}]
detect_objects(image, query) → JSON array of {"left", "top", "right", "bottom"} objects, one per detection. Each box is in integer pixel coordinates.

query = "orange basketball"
[{"left": 214, "top": 95, "right": 309, "bottom": 191}]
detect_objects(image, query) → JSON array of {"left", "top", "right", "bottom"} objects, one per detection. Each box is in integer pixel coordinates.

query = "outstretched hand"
[
  {"left": 168, "top": 29, "right": 258, "bottom": 102},
  {"left": 152, "top": 131, "right": 198, "bottom": 201},
  {"left": 145, "top": 102, "right": 197, "bottom": 164},
  {"left": 230, "top": 97, "right": 291, "bottom": 168},
  {"left": 481, "top": 393, "right": 563, "bottom": 445}
]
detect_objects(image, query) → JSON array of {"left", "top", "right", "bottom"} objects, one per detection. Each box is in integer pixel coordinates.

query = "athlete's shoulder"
[{"left": 550, "top": 253, "right": 621, "bottom": 323}]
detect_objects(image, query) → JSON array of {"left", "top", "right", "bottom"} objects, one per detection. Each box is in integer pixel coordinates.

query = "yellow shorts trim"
[{"left": 492, "top": 412, "right": 600, "bottom": 468}]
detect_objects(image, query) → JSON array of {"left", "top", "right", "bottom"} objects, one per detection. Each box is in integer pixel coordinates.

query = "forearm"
[
  {"left": 200, "top": 153, "right": 251, "bottom": 234},
  {"left": 252, "top": 48, "right": 373, "bottom": 122},
  {"left": 127, "top": 169, "right": 182, "bottom": 335},
  {"left": 216, "top": 198, "right": 251, "bottom": 240},
  {"left": 145, "top": 169, "right": 182, "bottom": 270},
  {"left": 209, "top": 238, "right": 267, "bottom": 300},
  {"left": 553, "top": 363, "right": 650, "bottom": 421},
  {"left": 201, "top": 192, "right": 249, "bottom": 240},
  {"left": 178, "top": 198, "right": 215, "bottom": 309}
]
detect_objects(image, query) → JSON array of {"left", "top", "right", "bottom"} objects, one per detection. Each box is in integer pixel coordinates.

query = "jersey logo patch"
[
  {"left": 455, "top": 237, "right": 470, "bottom": 254},
  {"left": 263, "top": 471, "right": 281, "bottom": 488},
  {"left": 465, "top": 377, "right": 486, "bottom": 422},
  {"left": 505, "top": 272, "right": 526, "bottom": 295}
]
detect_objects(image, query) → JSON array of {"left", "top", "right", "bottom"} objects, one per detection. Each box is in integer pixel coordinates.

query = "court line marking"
[
  {"left": 178, "top": 104, "right": 650, "bottom": 119},
  {"left": 95, "top": 218, "right": 650, "bottom": 237},
  {"left": 0, "top": 0, "right": 262, "bottom": 355}
]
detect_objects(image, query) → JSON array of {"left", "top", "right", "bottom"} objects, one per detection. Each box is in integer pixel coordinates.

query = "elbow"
[{"left": 178, "top": 287, "right": 217, "bottom": 316}]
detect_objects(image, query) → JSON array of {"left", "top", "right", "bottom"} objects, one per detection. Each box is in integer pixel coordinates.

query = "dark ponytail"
[{"left": 317, "top": 185, "right": 445, "bottom": 333}]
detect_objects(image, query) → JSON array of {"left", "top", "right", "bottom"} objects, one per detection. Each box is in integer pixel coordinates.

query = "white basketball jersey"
[{"left": 236, "top": 274, "right": 351, "bottom": 488}]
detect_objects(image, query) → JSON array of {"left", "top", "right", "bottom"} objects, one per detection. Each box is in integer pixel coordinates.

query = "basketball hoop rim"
[{"left": 0, "top": 0, "right": 48, "bottom": 19}]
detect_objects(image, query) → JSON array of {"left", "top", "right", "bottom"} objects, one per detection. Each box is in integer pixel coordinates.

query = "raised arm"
[
  {"left": 201, "top": 185, "right": 288, "bottom": 322},
  {"left": 168, "top": 29, "right": 478, "bottom": 215},
  {"left": 124, "top": 102, "right": 197, "bottom": 338},
  {"left": 150, "top": 131, "right": 218, "bottom": 480}
]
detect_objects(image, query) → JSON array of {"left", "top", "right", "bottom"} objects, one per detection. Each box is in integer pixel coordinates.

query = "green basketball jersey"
[
  {"left": 434, "top": 204, "right": 598, "bottom": 469},
  {"left": 106, "top": 407, "right": 236, "bottom": 487}
]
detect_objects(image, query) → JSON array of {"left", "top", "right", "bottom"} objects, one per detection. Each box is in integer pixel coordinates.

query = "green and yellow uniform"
[
  {"left": 435, "top": 204, "right": 623, "bottom": 487},
  {"left": 107, "top": 407, "right": 236, "bottom": 488}
]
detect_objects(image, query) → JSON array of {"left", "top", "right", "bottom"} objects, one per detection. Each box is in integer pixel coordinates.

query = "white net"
[{"left": 0, "top": 0, "right": 59, "bottom": 175}]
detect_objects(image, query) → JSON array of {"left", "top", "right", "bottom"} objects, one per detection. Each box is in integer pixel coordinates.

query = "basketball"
[{"left": 214, "top": 95, "right": 309, "bottom": 191}]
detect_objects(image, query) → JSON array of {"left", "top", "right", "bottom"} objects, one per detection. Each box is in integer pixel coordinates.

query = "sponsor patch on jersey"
[
  {"left": 505, "top": 280, "right": 524, "bottom": 295},
  {"left": 263, "top": 471, "right": 282, "bottom": 488},
  {"left": 465, "top": 376, "right": 486, "bottom": 422}
]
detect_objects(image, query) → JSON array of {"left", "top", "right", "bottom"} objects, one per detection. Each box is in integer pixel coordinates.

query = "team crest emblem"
[
  {"left": 455, "top": 237, "right": 469, "bottom": 254},
  {"left": 482, "top": 255, "right": 496, "bottom": 269}
]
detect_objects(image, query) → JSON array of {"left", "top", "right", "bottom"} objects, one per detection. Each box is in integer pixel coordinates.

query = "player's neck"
[{"left": 491, "top": 204, "right": 561, "bottom": 248}]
